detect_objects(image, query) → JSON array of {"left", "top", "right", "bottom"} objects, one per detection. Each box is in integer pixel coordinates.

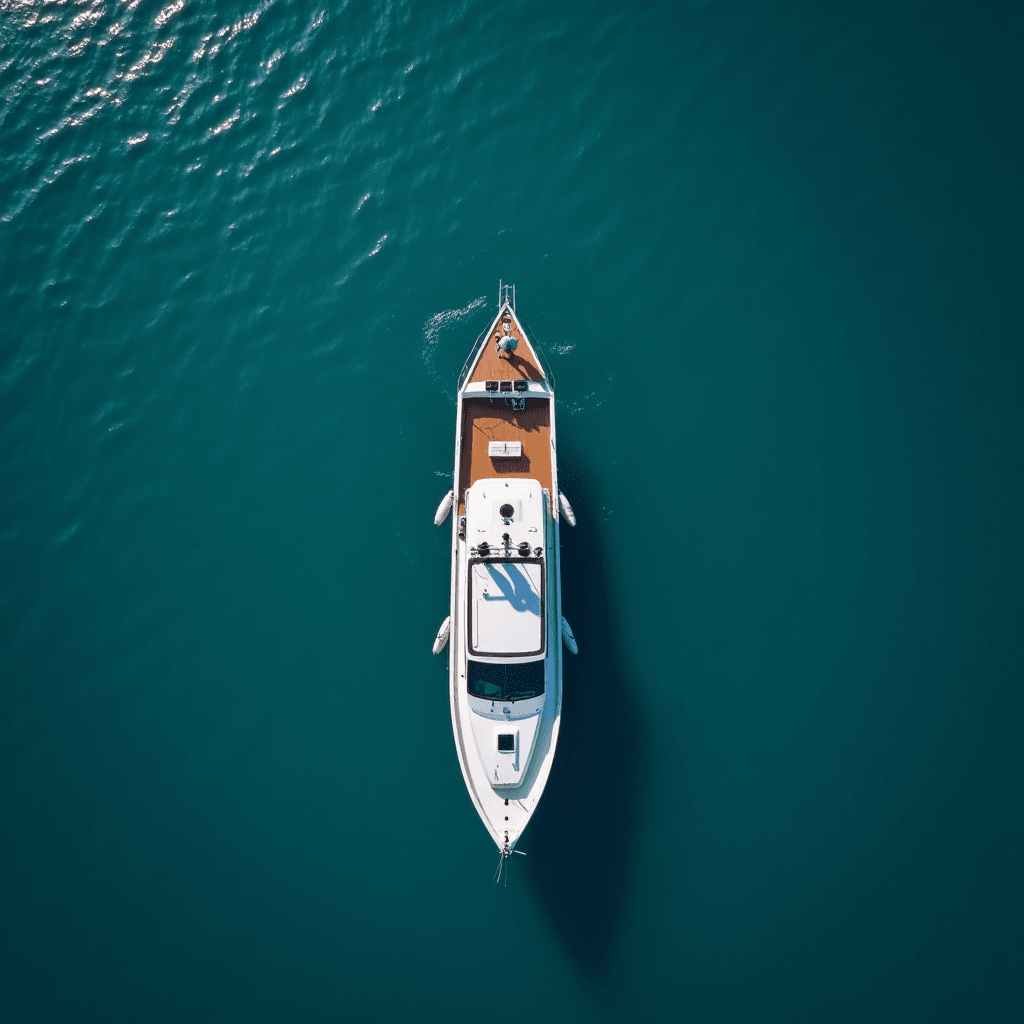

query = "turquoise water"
[{"left": 1, "top": 0, "right": 1021, "bottom": 1020}]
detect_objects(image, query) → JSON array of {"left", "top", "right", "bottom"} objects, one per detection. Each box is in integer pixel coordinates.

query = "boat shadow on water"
[{"left": 523, "top": 461, "right": 644, "bottom": 983}]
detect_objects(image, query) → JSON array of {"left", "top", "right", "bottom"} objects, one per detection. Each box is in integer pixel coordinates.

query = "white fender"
[
  {"left": 558, "top": 491, "right": 576, "bottom": 527},
  {"left": 561, "top": 616, "right": 578, "bottom": 654},
  {"left": 434, "top": 489, "right": 454, "bottom": 526},
  {"left": 432, "top": 615, "right": 451, "bottom": 655}
]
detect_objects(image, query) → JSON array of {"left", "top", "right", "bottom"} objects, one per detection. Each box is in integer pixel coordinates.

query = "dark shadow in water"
[{"left": 523, "top": 460, "right": 645, "bottom": 983}]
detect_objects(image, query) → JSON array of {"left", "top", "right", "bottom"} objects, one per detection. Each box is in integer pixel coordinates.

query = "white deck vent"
[{"left": 488, "top": 441, "right": 522, "bottom": 459}]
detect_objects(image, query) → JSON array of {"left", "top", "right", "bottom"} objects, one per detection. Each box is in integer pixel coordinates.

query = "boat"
[{"left": 433, "top": 282, "right": 576, "bottom": 877}]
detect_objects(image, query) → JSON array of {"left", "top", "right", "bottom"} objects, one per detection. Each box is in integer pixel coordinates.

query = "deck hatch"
[
  {"left": 488, "top": 441, "right": 522, "bottom": 458},
  {"left": 497, "top": 734, "right": 515, "bottom": 752}
]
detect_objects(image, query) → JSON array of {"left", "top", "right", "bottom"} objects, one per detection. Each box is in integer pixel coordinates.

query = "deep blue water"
[{"left": 1, "top": 1, "right": 1022, "bottom": 1020}]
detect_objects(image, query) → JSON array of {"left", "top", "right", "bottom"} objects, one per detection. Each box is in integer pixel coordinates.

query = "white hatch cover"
[
  {"left": 488, "top": 441, "right": 522, "bottom": 458},
  {"left": 470, "top": 561, "right": 543, "bottom": 655}
]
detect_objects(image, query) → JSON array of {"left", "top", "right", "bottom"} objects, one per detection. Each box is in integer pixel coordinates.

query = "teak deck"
[
  {"left": 467, "top": 313, "right": 547, "bottom": 386},
  {"left": 457, "top": 398, "right": 552, "bottom": 513}
]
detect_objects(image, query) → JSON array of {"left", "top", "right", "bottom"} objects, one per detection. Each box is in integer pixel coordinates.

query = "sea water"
[{"left": 1, "top": 0, "right": 1021, "bottom": 1020}]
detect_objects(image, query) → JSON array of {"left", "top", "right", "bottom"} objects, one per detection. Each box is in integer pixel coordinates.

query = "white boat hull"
[
  {"left": 446, "top": 287, "right": 563, "bottom": 855},
  {"left": 448, "top": 493, "right": 562, "bottom": 851}
]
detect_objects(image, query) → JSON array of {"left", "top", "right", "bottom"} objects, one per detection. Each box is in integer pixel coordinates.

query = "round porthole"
[{"left": 499, "top": 503, "right": 514, "bottom": 519}]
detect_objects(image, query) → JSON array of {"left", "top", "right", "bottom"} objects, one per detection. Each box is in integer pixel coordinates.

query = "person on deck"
[{"left": 497, "top": 327, "right": 518, "bottom": 359}]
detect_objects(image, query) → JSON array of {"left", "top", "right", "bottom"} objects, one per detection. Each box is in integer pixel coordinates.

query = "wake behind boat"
[{"left": 432, "top": 283, "right": 577, "bottom": 877}]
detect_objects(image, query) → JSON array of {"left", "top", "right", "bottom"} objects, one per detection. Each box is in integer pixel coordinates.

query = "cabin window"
[
  {"left": 467, "top": 659, "right": 545, "bottom": 703},
  {"left": 497, "top": 734, "right": 515, "bottom": 752}
]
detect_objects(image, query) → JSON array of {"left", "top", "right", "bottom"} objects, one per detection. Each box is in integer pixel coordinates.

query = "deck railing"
[
  {"left": 457, "top": 324, "right": 490, "bottom": 391},
  {"left": 519, "top": 318, "right": 556, "bottom": 392},
  {"left": 456, "top": 284, "right": 557, "bottom": 392}
]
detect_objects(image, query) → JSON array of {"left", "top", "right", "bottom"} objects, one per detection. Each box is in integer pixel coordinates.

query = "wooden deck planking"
[
  {"left": 467, "top": 311, "right": 547, "bottom": 385},
  {"left": 457, "top": 398, "right": 552, "bottom": 513}
]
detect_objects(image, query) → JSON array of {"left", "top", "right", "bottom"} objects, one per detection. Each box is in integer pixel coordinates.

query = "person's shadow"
[
  {"left": 482, "top": 562, "right": 541, "bottom": 615},
  {"left": 523, "top": 461, "right": 644, "bottom": 982}
]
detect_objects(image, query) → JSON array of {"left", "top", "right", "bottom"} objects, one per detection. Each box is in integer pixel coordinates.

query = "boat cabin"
[{"left": 464, "top": 478, "right": 546, "bottom": 661}]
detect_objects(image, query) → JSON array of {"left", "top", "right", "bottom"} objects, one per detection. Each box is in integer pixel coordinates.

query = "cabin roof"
[{"left": 469, "top": 560, "right": 544, "bottom": 656}]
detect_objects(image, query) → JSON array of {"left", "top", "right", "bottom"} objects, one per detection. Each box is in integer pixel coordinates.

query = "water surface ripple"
[{"left": 1, "top": 0, "right": 1021, "bottom": 1021}]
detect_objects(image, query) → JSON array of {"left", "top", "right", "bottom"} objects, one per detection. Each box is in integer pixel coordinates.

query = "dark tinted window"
[
  {"left": 468, "top": 659, "right": 545, "bottom": 702},
  {"left": 497, "top": 734, "right": 515, "bottom": 752}
]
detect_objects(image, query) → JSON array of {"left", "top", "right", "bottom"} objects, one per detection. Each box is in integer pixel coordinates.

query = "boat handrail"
[
  {"left": 518, "top": 318, "right": 556, "bottom": 391},
  {"left": 457, "top": 324, "right": 490, "bottom": 391},
  {"left": 499, "top": 281, "right": 515, "bottom": 311},
  {"left": 457, "top": 285, "right": 555, "bottom": 391}
]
